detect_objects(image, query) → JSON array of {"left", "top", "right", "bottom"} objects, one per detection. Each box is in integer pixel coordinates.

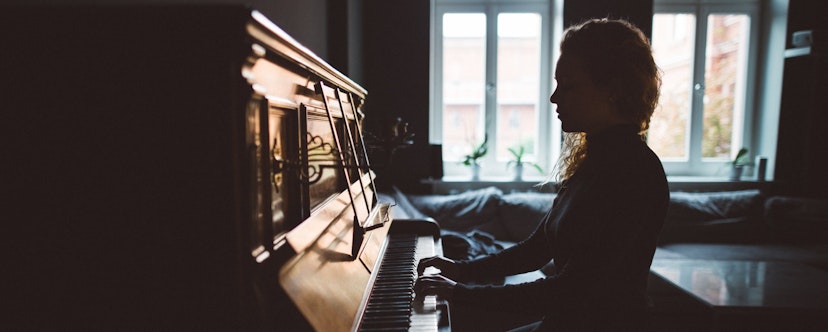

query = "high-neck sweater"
[{"left": 452, "top": 125, "right": 669, "bottom": 331}]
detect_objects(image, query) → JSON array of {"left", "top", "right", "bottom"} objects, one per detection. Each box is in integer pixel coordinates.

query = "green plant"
[
  {"left": 462, "top": 135, "right": 488, "bottom": 166},
  {"left": 732, "top": 147, "right": 754, "bottom": 167},
  {"left": 507, "top": 145, "right": 543, "bottom": 173}
]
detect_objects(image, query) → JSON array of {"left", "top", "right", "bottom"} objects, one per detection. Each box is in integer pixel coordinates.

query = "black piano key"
[
  {"left": 364, "top": 309, "right": 410, "bottom": 316},
  {"left": 368, "top": 299, "right": 410, "bottom": 304},
  {"left": 360, "top": 327, "right": 410, "bottom": 332},
  {"left": 372, "top": 283, "right": 412, "bottom": 289},
  {"left": 365, "top": 305, "right": 411, "bottom": 312},
  {"left": 362, "top": 317, "right": 410, "bottom": 325},
  {"left": 361, "top": 320, "right": 410, "bottom": 329}
]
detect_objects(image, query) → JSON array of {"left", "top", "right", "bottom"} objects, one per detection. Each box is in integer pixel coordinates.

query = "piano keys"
[
  {"left": 277, "top": 199, "right": 451, "bottom": 331},
  {"left": 358, "top": 232, "right": 450, "bottom": 332}
]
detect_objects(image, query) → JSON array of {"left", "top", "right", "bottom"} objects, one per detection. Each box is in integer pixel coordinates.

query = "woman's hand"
[
  {"left": 414, "top": 274, "right": 457, "bottom": 301},
  {"left": 416, "top": 256, "right": 460, "bottom": 280}
]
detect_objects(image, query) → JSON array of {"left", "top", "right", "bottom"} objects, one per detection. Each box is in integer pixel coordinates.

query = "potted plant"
[
  {"left": 462, "top": 135, "right": 488, "bottom": 180},
  {"left": 729, "top": 147, "right": 753, "bottom": 181},
  {"left": 507, "top": 144, "right": 543, "bottom": 181}
]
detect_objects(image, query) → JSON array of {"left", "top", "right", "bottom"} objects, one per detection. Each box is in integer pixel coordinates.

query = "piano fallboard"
[{"left": 278, "top": 207, "right": 448, "bottom": 332}]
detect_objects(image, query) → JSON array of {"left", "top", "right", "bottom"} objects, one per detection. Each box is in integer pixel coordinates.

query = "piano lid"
[{"left": 247, "top": 11, "right": 366, "bottom": 100}]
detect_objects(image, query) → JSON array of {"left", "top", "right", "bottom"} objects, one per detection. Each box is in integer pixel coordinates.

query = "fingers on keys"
[
  {"left": 417, "top": 256, "right": 440, "bottom": 275},
  {"left": 414, "top": 274, "right": 454, "bottom": 301}
]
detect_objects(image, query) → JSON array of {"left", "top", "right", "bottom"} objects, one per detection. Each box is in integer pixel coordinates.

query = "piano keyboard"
[{"left": 358, "top": 233, "right": 448, "bottom": 331}]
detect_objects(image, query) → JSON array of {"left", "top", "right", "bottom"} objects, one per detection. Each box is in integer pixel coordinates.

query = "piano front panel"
[
  {"left": 305, "top": 108, "right": 349, "bottom": 211},
  {"left": 266, "top": 103, "right": 302, "bottom": 237},
  {"left": 245, "top": 94, "right": 273, "bottom": 256},
  {"left": 246, "top": 28, "right": 365, "bottom": 237}
]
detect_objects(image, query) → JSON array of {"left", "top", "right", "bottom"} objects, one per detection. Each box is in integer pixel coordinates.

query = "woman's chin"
[{"left": 561, "top": 125, "right": 585, "bottom": 133}]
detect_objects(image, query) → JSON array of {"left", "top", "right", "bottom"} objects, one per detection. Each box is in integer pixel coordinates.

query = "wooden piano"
[{"left": 2, "top": 5, "right": 448, "bottom": 331}]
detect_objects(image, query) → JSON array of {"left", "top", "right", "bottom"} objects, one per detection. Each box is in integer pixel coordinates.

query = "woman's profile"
[{"left": 415, "top": 18, "right": 669, "bottom": 332}]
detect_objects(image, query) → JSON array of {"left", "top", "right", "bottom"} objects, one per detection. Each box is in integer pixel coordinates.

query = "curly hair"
[{"left": 553, "top": 18, "right": 661, "bottom": 183}]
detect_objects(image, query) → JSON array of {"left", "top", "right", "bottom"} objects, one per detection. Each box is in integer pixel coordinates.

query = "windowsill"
[
  {"left": 422, "top": 176, "right": 558, "bottom": 194},
  {"left": 664, "top": 176, "right": 772, "bottom": 192},
  {"left": 421, "top": 176, "right": 772, "bottom": 194}
]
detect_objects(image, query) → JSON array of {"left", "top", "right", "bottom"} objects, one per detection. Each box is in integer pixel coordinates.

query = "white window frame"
[
  {"left": 430, "top": 0, "right": 555, "bottom": 180},
  {"left": 654, "top": 0, "right": 760, "bottom": 177}
]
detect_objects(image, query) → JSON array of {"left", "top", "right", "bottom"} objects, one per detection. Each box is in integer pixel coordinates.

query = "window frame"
[
  {"left": 429, "top": 0, "right": 763, "bottom": 180},
  {"left": 653, "top": 0, "right": 760, "bottom": 177},
  {"left": 430, "top": 0, "right": 554, "bottom": 179}
]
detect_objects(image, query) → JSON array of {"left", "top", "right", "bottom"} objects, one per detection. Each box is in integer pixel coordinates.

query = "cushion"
[
  {"left": 407, "top": 187, "right": 503, "bottom": 233},
  {"left": 470, "top": 220, "right": 511, "bottom": 242},
  {"left": 497, "top": 191, "right": 556, "bottom": 241},
  {"left": 658, "top": 190, "right": 766, "bottom": 244},
  {"left": 765, "top": 196, "right": 828, "bottom": 242},
  {"left": 665, "top": 190, "right": 764, "bottom": 223}
]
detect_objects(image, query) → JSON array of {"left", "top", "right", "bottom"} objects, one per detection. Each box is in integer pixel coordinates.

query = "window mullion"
[
  {"left": 483, "top": 6, "right": 499, "bottom": 174},
  {"left": 538, "top": 6, "right": 554, "bottom": 174},
  {"left": 688, "top": 4, "right": 708, "bottom": 171},
  {"left": 429, "top": 3, "right": 444, "bottom": 145}
]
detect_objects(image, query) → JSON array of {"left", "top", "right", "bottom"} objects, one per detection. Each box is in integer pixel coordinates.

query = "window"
[
  {"left": 649, "top": 0, "right": 759, "bottom": 176},
  {"left": 431, "top": 0, "right": 553, "bottom": 179},
  {"left": 431, "top": 0, "right": 762, "bottom": 180}
]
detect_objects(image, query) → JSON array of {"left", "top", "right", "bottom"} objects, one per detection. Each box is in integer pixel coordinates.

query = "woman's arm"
[
  {"left": 455, "top": 217, "right": 555, "bottom": 281},
  {"left": 451, "top": 153, "right": 668, "bottom": 313}
]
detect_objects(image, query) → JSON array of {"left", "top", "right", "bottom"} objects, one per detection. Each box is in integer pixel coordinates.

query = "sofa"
[
  {"left": 392, "top": 186, "right": 828, "bottom": 271},
  {"left": 390, "top": 186, "right": 828, "bottom": 329}
]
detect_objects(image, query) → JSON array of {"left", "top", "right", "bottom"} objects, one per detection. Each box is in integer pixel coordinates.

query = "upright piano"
[{"left": 2, "top": 5, "right": 447, "bottom": 332}]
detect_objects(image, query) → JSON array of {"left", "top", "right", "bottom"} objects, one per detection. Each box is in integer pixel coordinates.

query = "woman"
[{"left": 414, "top": 18, "right": 669, "bottom": 331}]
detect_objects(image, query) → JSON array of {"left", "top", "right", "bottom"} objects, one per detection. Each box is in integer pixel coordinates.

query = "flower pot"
[
  {"left": 470, "top": 163, "right": 481, "bottom": 180},
  {"left": 513, "top": 164, "right": 524, "bottom": 181},
  {"left": 729, "top": 165, "right": 744, "bottom": 181}
]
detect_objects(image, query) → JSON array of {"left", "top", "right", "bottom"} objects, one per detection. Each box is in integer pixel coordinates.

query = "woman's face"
[{"left": 549, "top": 53, "right": 619, "bottom": 133}]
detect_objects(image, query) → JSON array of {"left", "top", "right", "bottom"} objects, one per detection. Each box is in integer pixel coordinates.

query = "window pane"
[
  {"left": 650, "top": 13, "right": 695, "bottom": 160},
  {"left": 496, "top": 13, "right": 541, "bottom": 161},
  {"left": 442, "top": 13, "right": 486, "bottom": 161},
  {"left": 702, "top": 14, "right": 750, "bottom": 159}
]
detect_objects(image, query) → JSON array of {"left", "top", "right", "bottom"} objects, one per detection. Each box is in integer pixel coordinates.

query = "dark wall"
[
  {"left": 783, "top": 0, "right": 824, "bottom": 48},
  {"left": 251, "top": 0, "right": 364, "bottom": 89},
  {"left": 4, "top": 0, "right": 332, "bottom": 61},
  {"left": 774, "top": 0, "right": 828, "bottom": 198},
  {"left": 360, "top": 0, "right": 432, "bottom": 192},
  {"left": 254, "top": 0, "right": 329, "bottom": 60}
]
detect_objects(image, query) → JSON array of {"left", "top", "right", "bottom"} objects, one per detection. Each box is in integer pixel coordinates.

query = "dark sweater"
[{"left": 452, "top": 125, "right": 669, "bottom": 331}]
